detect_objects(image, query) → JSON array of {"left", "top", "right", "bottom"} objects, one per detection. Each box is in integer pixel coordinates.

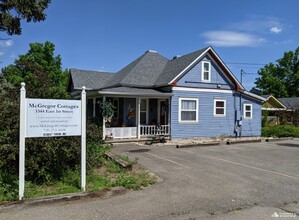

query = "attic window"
[{"left": 202, "top": 61, "right": 211, "bottom": 82}]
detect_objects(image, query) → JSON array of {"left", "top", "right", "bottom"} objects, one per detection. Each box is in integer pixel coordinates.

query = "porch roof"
[{"left": 97, "top": 86, "right": 172, "bottom": 97}]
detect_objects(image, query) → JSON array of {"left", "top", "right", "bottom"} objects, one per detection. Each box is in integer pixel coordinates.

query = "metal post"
[
  {"left": 81, "top": 86, "right": 86, "bottom": 191},
  {"left": 19, "top": 82, "right": 26, "bottom": 200}
]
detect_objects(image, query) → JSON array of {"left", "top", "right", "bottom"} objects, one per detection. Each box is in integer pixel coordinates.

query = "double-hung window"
[
  {"left": 140, "top": 99, "right": 148, "bottom": 124},
  {"left": 202, "top": 61, "right": 211, "bottom": 82},
  {"left": 244, "top": 103, "right": 252, "bottom": 119},
  {"left": 214, "top": 99, "right": 226, "bottom": 116},
  {"left": 179, "top": 98, "right": 198, "bottom": 122}
]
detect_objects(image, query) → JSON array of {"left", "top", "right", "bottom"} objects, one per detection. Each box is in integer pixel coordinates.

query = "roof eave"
[
  {"left": 242, "top": 91, "right": 267, "bottom": 102},
  {"left": 97, "top": 90, "right": 172, "bottom": 97}
]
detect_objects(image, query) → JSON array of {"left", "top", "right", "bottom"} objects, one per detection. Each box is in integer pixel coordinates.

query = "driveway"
[{"left": 1, "top": 139, "right": 299, "bottom": 219}]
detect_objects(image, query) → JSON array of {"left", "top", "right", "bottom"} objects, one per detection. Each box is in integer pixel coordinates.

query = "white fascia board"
[
  {"left": 173, "top": 86, "right": 234, "bottom": 94},
  {"left": 169, "top": 47, "right": 211, "bottom": 84},
  {"left": 242, "top": 91, "right": 266, "bottom": 101}
]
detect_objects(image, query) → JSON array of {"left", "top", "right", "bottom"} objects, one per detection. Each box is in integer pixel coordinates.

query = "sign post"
[
  {"left": 19, "top": 83, "right": 26, "bottom": 200},
  {"left": 18, "top": 83, "right": 86, "bottom": 200},
  {"left": 81, "top": 86, "right": 86, "bottom": 191}
]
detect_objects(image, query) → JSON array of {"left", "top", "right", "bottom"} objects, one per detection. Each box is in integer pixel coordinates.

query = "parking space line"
[
  {"left": 204, "top": 155, "right": 299, "bottom": 180},
  {"left": 145, "top": 152, "right": 189, "bottom": 169}
]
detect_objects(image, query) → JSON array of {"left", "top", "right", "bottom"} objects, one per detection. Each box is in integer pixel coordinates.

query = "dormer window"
[{"left": 202, "top": 61, "right": 211, "bottom": 82}]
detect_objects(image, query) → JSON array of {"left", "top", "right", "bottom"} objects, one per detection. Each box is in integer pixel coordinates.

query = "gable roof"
[
  {"left": 261, "top": 95, "right": 286, "bottom": 109},
  {"left": 69, "top": 47, "right": 249, "bottom": 95},
  {"left": 68, "top": 68, "right": 114, "bottom": 91},
  {"left": 278, "top": 97, "right": 299, "bottom": 110}
]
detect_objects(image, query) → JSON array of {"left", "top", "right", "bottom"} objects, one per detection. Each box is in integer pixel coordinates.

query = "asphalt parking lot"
[{"left": 1, "top": 139, "right": 299, "bottom": 220}]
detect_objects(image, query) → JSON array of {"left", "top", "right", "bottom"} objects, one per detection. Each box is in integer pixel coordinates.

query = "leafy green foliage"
[
  {"left": 255, "top": 47, "right": 299, "bottom": 98},
  {"left": 262, "top": 125, "right": 299, "bottom": 137},
  {"left": 0, "top": 0, "right": 51, "bottom": 35},
  {"left": 2, "top": 41, "right": 69, "bottom": 99},
  {"left": 0, "top": 172, "right": 18, "bottom": 201},
  {"left": 99, "top": 101, "right": 116, "bottom": 124},
  {"left": 86, "top": 142, "right": 110, "bottom": 171}
]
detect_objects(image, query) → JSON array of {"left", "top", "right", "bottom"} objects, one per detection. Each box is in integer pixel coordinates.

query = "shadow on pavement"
[
  {"left": 276, "top": 143, "right": 299, "bottom": 148},
  {"left": 129, "top": 149, "right": 151, "bottom": 153}
]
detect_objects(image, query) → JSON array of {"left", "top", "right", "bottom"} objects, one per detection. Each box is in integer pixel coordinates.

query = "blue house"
[{"left": 68, "top": 47, "right": 265, "bottom": 140}]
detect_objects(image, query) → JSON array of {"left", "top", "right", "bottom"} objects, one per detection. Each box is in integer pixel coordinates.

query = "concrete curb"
[
  {"left": 0, "top": 187, "right": 127, "bottom": 210},
  {"left": 265, "top": 137, "right": 294, "bottom": 142},
  {"left": 226, "top": 139, "right": 262, "bottom": 145},
  {"left": 176, "top": 141, "right": 220, "bottom": 148}
]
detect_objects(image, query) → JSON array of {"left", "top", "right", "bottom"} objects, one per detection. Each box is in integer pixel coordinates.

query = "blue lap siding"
[
  {"left": 177, "top": 55, "right": 234, "bottom": 90},
  {"left": 170, "top": 89, "right": 262, "bottom": 139}
]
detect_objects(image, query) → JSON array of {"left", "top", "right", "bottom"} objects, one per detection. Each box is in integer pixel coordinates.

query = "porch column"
[
  {"left": 168, "top": 97, "right": 171, "bottom": 136},
  {"left": 102, "top": 96, "right": 106, "bottom": 140},
  {"left": 92, "top": 98, "right": 96, "bottom": 117},
  {"left": 136, "top": 97, "right": 141, "bottom": 139}
]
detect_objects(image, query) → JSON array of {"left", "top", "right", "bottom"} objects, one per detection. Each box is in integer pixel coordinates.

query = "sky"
[{"left": 0, "top": 0, "right": 298, "bottom": 90}]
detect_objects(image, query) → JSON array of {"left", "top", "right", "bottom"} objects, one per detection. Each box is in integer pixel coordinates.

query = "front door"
[{"left": 159, "top": 100, "right": 168, "bottom": 125}]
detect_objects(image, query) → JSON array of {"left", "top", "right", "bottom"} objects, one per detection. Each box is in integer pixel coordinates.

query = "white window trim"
[
  {"left": 213, "top": 99, "right": 226, "bottom": 117},
  {"left": 201, "top": 61, "right": 211, "bottom": 82},
  {"left": 244, "top": 103, "right": 253, "bottom": 119},
  {"left": 178, "top": 97, "right": 198, "bottom": 123}
]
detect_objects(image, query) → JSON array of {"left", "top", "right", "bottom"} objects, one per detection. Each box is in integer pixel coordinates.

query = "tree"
[
  {"left": 0, "top": 0, "right": 51, "bottom": 35},
  {"left": 1, "top": 41, "right": 69, "bottom": 99},
  {"left": 254, "top": 47, "right": 299, "bottom": 98}
]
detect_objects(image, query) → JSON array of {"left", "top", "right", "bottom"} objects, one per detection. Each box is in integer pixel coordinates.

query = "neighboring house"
[
  {"left": 261, "top": 95, "right": 287, "bottom": 125},
  {"left": 278, "top": 97, "right": 299, "bottom": 125},
  {"left": 68, "top": 47, "right": 265, "bottom": 140}
]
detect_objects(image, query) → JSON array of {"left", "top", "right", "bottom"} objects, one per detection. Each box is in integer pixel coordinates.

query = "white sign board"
[{"left": 26, "top": 99, "right": 81, "bottom": 137}]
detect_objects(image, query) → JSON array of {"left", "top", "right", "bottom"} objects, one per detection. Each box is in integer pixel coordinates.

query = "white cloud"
[
  {"left": 203, "top": 31, "right": 265, "bottom": 47},
  {"left": 228, "top": 16, "right": 284, "bottom": 34},
  {"left": 270, "top": 27, "right": 282, "bottom": 34},
  {"left": 0, "top": 39, "right": 14, "bottom": 47},
  {"left": 0, "top": 51, "right": 4, "bottom": 56}
]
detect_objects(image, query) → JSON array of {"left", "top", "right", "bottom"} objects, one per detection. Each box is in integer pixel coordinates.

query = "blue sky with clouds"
[{"left": 0, "top": 0, "right": 298, "bottom": 90}]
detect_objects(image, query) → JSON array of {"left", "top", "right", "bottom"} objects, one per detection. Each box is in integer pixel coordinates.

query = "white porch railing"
[
  {"left": 106, "top": 127, "right": 137, "bottom": 139},
  {"left": 106, "top": 125, "right": 170, "bottom": 139},
  {"left": 140, "top": 125, "right": 170, "bottom": 136}
]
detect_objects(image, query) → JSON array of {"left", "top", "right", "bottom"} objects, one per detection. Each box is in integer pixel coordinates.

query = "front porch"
[
  {"left": 103, "top": 96, "right": 170, "bottom": 140},
  {"left": 86, "top": 88, "right": 172, "bottom": 140}
]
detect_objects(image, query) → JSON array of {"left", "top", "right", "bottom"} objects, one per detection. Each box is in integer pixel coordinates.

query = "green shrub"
[
  {"left": 262, "top": 125, "right": 299, "bottom": 137},
  {"left": 0, "top": 173, "right": 18, "bottom": 201},
  {"left": 87, "top": 142, "right": 111, "bottom": 171}
]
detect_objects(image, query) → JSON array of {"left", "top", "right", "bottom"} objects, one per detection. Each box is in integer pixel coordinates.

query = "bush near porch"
[{"left": 262, "top": 125, "right": 299, "bottom": 138}]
